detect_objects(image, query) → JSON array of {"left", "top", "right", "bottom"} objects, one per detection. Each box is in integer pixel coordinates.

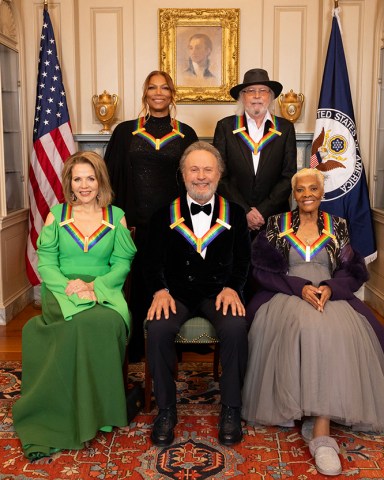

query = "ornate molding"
[{"left": 0, "top": 0, "right": 17, "bottom": 45}]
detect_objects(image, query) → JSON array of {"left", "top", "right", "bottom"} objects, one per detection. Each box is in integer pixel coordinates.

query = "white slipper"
[
  {"left": 278, "top": 420, "right": 295, "bottom": 428},
  {"left": 309, "top": 435, "right": 342, "bottom": 476},
  {"left": 301, "top": 417, "right": 315, "bottom": 443}
]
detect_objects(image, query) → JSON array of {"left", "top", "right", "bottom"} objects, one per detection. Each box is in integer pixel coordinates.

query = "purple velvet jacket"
[{"left": 246, "top": 211, "right": 384, "bottom": 350}]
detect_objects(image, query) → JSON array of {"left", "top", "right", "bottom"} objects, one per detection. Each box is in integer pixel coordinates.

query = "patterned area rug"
[{"left": 1, "top": 360, "right": 384, "bottom": 479}]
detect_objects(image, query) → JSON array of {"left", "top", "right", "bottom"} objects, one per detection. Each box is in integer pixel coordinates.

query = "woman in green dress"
[{"left": 13, "top": 151, "right": 137, "bottom": 460}]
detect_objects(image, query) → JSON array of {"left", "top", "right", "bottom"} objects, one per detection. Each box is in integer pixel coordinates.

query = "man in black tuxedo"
[
  {"left": 144, "top": 141, "right": 250, "bottom": 447},
  {"left": 213, "top": 68, "right": 297, "bottom": 237}
]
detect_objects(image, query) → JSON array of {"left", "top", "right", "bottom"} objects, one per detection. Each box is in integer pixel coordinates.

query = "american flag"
[{"left": 26, "top": 8, "right": 75, "bottom": 285}]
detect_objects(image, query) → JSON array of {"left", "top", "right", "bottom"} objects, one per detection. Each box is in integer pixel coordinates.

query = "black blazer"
[
  {"left": 213, "top": 114, "right": 297, "bottom": 220},
  {"left": 143, "top": 195, "right": 251, "bottom": 305}
]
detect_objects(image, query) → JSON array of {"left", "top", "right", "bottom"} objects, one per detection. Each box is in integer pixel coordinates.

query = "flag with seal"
[{"left": 310, "top": 7, "right": 376, "bottom": 263}]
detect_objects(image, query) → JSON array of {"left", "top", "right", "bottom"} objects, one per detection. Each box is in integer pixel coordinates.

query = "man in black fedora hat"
[{"left": 213, "top": 68, "right": 297, "bottom": 237}]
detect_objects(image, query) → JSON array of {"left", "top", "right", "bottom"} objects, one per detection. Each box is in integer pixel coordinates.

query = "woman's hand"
[
  {"left": 302, "top": 284, "right": 332, "bottom": 312},
  {"left": 65, "top": 279, "right": 94, "bottom": 296},
  {"left": 316, "top": 285, "right": 332, "bottom": 312},
  {"left": 76, "top": 290, "right": 97, "bottom": 301}
]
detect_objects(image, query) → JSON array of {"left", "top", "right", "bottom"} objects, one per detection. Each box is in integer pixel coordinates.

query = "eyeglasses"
[{"left": 241, "top": 88, "right": 270, "bottom": 97}]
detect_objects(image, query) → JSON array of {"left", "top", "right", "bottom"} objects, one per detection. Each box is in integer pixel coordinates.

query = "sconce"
[{"left": 278, "top": 89, "right": 305, "bottom": 123}]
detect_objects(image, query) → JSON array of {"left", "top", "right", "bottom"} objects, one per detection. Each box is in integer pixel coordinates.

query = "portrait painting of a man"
[
  {"left": 176, "top": 26, "right": 222, "bottom": 87},
  {"left": 159, "top": 8, "right": 239, "bottom": 103}
]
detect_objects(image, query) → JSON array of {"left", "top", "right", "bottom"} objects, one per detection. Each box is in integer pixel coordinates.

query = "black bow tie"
[{"left": 191, "top": 202, "right": 212, "bottom": 216}]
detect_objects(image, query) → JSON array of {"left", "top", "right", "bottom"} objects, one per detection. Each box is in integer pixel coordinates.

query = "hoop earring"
[{"left": 71, "top": 192, "right": 77, "bottom": 202}]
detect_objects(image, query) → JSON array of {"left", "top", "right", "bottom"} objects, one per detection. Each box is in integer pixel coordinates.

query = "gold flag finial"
[
  {"left": 334, "top": 0, "right": 339, "bottom": 8},
  {"left": 44, "top": 0, "right": 48, "bottom": 12}
]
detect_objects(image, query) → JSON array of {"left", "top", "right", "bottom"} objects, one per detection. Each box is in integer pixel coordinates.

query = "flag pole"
[
  {"left": 332, "top": 0, "right": 342, "bottom": 33},
  {"left": 44, "top": 0, "right": 48, "bottom": 12}
]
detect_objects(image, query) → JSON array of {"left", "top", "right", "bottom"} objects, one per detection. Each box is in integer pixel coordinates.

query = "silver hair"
[
  {"left": 291, "top": 168, "right": 325, "bottom": 189},
  {"left": 179, "top": 141, "right": 224, "bottom": 175},
  {"left": 235, "top": 88, "right": 276, "bottom": 115}
]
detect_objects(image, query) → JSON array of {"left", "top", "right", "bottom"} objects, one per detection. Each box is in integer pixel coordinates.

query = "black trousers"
[{"left": 146, "top": 298, "right": 248, "bottom": 409}]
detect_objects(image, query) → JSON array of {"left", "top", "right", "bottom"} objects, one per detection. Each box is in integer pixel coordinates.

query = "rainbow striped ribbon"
[
  {"left": 132, "top": 117, "right": 185, "bottom": 150},
  {"left": 169, "top": 196, "right": 231, "bottom": 254},
  {"left": 232, "top": 115, "right": 282, "bottom": 154},
  {"left": 278, "top": 211, "right": 336, "bottom": 262},
  {"left": 59, "top": 204, "right": 115, "bottom": 253}
]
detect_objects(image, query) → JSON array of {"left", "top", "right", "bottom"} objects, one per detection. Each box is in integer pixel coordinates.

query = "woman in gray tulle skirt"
[{"left": 242, "top": 168, "right": 384, "bottom": 476}]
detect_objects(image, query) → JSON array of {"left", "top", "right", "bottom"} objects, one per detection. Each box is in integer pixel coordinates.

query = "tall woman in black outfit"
[{"left": 105, "top": 71, "right": 198, "bottom": 360}]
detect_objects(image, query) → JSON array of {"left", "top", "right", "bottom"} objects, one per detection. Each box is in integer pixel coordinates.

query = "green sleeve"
[
  {"left": 37, "top": 221, "right": 68, "bottom": 292},
  {"left": 37, "top": 222, "right": 95, "bottom": 319},
  {"left": 93, "top": 223, "right": 137, "bottom": 307}
]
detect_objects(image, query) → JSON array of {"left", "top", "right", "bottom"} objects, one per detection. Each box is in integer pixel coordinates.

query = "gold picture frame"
[{"left": 159, "top": 8, "right": 239, "bottom": 104}]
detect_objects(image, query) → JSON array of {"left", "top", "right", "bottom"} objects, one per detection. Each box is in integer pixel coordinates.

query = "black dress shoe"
[
  {"left": 151, "top": 407, "right": 178, "bottom": 446},
  {"left": 218, "top": 405, "right": 243, "bottom": 446}
]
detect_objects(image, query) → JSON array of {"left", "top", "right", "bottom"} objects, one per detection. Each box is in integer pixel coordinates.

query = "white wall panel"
[
  {"left": 263, "top": 1, "right": 321, "bottom": 132},
  {"left": 89, "top": 8, "right": 124, "bottom": 128},
  {"left": 275, "top": 9, "right": 305, "bottom": 91},
  {"left": 92, "top": 10, "right": 122, "bottom": 95},
  {"left": 76, "top": 1, "right": 134, "bottom": 133}
]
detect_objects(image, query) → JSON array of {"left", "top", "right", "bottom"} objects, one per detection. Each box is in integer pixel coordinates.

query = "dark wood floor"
[{"left": 1, "top": 301, "right": 383, "bottom": 362}]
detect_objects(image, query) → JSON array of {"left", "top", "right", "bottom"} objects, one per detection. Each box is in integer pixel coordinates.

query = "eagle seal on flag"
[{"left": 311, "top": 108, "right": 361, "bottom": 201}]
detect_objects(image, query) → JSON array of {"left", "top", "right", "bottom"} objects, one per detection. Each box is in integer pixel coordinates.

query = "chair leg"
[
  {"left": 213, "top": 343, "right": 220, "bottom": 382},
  {"left": 144, "top": 337, "right": 152, "bottom": 413}
]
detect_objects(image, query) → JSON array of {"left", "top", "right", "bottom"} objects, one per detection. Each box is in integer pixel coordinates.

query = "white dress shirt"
[
  {"left": 245, "top": 110, "right": 273, "bottom": 175},
  {"left": 187, "top": 194, "right": 214, "bottom": 259}
]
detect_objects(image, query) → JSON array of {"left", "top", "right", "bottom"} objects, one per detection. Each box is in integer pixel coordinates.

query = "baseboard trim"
[{"left": 0, "top": 287, "right": 33, "bottom": 325}]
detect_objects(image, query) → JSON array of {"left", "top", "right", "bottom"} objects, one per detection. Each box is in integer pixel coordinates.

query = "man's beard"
[
  {"left": 188, "top": 183, "right": 217, "bottom": 203},
  {"left": 246, "top": 103, "right": 267, "bottom": 118}
]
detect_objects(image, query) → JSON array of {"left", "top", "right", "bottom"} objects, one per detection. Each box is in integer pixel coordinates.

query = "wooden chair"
[
  {"left": 122, "top": 226, "right": 136, "bottom": 392},
  {"left": 143, "top": 316, "right": 220, "bottom": 412}
]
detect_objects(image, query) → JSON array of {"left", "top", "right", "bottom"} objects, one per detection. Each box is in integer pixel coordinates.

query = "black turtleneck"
[{"left": 104, "top": 114, "right": 198, "bottom": 244}]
